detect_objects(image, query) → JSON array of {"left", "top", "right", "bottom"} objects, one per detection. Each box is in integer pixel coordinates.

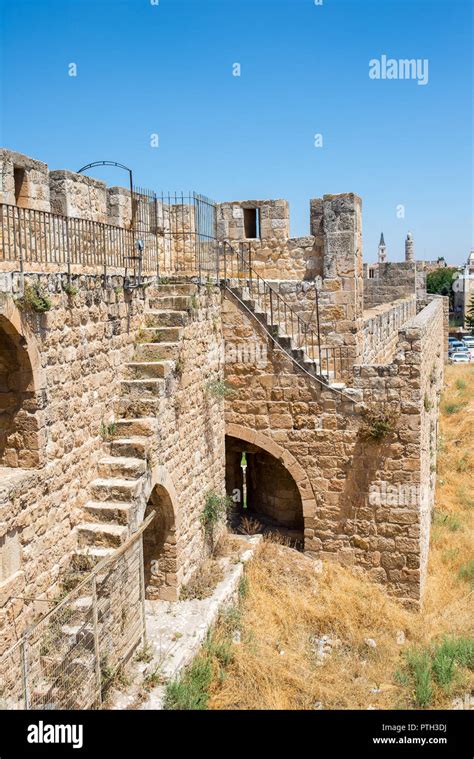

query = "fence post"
[
  {"left": 91, "top": 576, "right": 102, "bottom": 708},
  {"left": 138, "top": 538, "right": 148, "bottom": 647},
  {"left": 20, "top": 635, "right": 30, "bottom": 709}
]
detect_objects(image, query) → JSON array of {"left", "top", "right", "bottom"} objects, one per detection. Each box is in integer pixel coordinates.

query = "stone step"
[
  {"left": 114, "top": 418, "right": 156, "bottom": 437},
  {"left": 61, "top": 624, "right": 95, "bottom": 649},
  {"left": 134, "top": 342, "right": 180, "bottom": 362},
  {"left": 120, "top": 378, "right": 166, "bottom": 398},
  {"left": 115, "top": 396, "right": 163, "bottom": 419},
  {"left": 151, "top": 295, "right": 192, "bottom": 310},
  {"left": 109, "top": 436, "right": 149, "bottom": 459},
  {"left": 70, "top": 595, "right": 93, "bottom": 618},
  {"left": 139, "top": 326, "right": 182, "bottom": 343},
  {"left": 90, "top": 477, "right": 142, "bottom": 502},
  {"left": 84, "top": 500, "right": 133, "bottom": 526},
  {"left": 97, "top": 455, "right": 146, "bottom": 480},
  {"left": 145, "top": 310, "right": 187, "bottom": 328},
  {"left": 152, "top": 283, "right": 198, "bottom": 297},
  {"left": 74, "top": 547, "right": 116, "bottom": 567},
  {"left": 77, "top": 522, "right": 128, "bottom": 548},
  {"left": 125, "top": 360, "right": 174, "bottom": 380}
]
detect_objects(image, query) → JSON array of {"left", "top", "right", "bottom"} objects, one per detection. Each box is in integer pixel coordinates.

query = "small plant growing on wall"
[
  {"left": 205, "top": 379, "right": 236, "bottom": 399},
  {"left": 201, "top": 491, "right": 232, "bottom": 533},
  {"left": 361, "top": 405, "right": 399, "bottom": 442},
  {"left": 63, "top": 281, "right": 78, "bottom": 297},
  {"left": 174, "top": 357, "right": 184, "bottom": 379},
  {"left": 17, "top": 282, "right": 52, "bottom": 313},
  {"left": 100, "top": 420, "right": 117, "bottom": 440}
]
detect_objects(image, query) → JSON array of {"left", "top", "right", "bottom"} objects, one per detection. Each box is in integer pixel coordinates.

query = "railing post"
[
  {"left": 20, "top": 634, "right": 30, "bottom": 709},
  {"left": 65, "top": 216, "right": 71, "bottom": 279},
  {"left": 269, "top": 287, "right": 273, "bottom": 326},
  {"left": 92, "top": 576, "right": 103, "bottom": 708},
  {"left": 248, "top": 243, "right": 252, "bottom": 289},
  {"left": 15, "top": 208, "right": 23, "bottom": 273},
  {"left": 315, "top": 287, "right": 323, "bottom": 374},
  {"left": 139, "top": 538, "right": 148, "bottom": 647}
]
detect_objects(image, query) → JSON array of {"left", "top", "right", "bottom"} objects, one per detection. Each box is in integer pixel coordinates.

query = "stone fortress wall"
[
  {"left": 0, "top": 268, "right": 225, "bottom": 651},
  {"left": 0, "top": 149, "right": 449, "bottom": 655}
]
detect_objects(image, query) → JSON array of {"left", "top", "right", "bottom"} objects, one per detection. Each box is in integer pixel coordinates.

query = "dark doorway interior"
[{"left": 225, "top": 435, "right": 304, "bottom": 548}]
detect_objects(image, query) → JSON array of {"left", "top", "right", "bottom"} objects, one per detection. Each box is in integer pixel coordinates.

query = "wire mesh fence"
[{"left": 0, "top": 512, "right": 154, "bottom": 710}]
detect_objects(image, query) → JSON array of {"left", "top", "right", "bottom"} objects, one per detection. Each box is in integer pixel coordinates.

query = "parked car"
[
  {"left": 449, "top": 352, "right": 471, "bottom": 364},
  {"left": 462, "top": 336, "right": 474, "bottom": 348},
  {"left": 449, "top": 340, "right": 467, "bottom": 351}
]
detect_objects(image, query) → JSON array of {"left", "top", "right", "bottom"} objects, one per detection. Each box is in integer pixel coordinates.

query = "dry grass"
[{"left": 205, "top": 365, "right": 473, "bottom": 710}]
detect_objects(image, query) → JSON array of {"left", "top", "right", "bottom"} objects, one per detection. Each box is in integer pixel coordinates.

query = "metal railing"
[
  {"left": 0, "top": 199, "right": 350, "bottom": 381},
  {"left": 0, "top": 203, "right": 160, "bottom": 278},
  {"left": 0, "top": 192, "right": 218, "bottom": 279},
  {"left": 0, "top": 512, "right": 154, "bottom": 710},
  {"left": 220, "top": 241, "right": 351, "bottom": 382}
]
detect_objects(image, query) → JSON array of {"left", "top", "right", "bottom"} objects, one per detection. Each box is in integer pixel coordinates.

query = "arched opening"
[
  {"left": 0, "top": 315, "right": 40, "bottom": 468},
  {"left": 142, "top": 483, "right": 178, "bottom": 601},
  {"left": 226, "top": 434, "right": 304, "bottom": 548}
]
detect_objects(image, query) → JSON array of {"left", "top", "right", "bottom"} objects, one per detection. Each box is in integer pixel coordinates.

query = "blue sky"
[{"left": 1, "top": 0, "right": 472, "bottom": 263}]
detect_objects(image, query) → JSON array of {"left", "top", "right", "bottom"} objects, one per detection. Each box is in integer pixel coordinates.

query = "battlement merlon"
[{"left": 0, "top": 148, "right": 135, "bottom": 226}]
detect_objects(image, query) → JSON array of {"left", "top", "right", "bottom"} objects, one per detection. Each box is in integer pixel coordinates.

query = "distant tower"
[
  {"left": 405, "top": 231, "right": 414, "bottom": 262},
  {"left": 378, "top": 233, "right": 387, "bottom": 264}
]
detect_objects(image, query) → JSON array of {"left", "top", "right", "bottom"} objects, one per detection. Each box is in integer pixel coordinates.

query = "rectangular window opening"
[
  {"left": 13, "top": 167, "right": 27, "bottom": 206},
  {"left": 244, "top": 207, "right": 260, "bottom": 239}
]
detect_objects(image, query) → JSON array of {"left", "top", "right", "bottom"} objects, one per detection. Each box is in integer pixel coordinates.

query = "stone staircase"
[
  {"left": 227, "top": 282, "right": 348, "bottom": 392},
  {"left": 32, "top": 284, "right": 199, "bottom": 706},
  {"left": 73, "top": 283, "right": 197, "bottom": 569}
]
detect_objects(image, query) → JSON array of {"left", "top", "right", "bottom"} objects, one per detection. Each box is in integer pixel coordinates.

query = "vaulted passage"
[
  {"left": 225, "top": 435, "right": 304, "bottom": 547},
  {"left": 0, "top": 316, "right": 40, "bottom": 468},
  {"left": 142, "top": 484, "right": 178, "bottom": 601}
]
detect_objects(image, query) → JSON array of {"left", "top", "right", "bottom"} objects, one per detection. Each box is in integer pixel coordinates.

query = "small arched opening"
[
  {"left": 142, "top": 483, "right": 178, "bottom": 601},
  {"left": 226, "top": 434, "right": 305, "bottom": 548}
]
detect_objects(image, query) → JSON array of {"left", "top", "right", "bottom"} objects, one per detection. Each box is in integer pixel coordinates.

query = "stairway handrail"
[{"left": 221, "top": 240, "right": 323, "bottom": 371}]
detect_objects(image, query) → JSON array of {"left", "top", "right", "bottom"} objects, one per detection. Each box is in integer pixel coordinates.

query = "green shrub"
[
  {"left": 405, "top": 649, "right": 433, "bottom": 707},
  {"left": 63, "top": 281, "right": 78, "bottom": 297},
  {"left": 201, "top": 491, "right": 232, "bottom": 530},
  {"left": 17, "top": 283, "right": 52, "bottom": 313},
  {"left": 164, "top": 657, "right": 212, "bottom": 710},
  {"left": 458, "top": 560, "right": 474, "bottom": 588},
  {"left": 444, "top": 402, "right": 466, "bottom": 415},
  {"left": 206, "top": 380, "right": 236, "bottom": 399},
  {"left": 361, "top": 406, "right": 398, "bottom": 441},
  {"left": 100, "top": 420, "right": 117, "bottom": 440}
]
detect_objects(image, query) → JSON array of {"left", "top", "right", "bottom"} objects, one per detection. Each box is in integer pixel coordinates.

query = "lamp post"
[{"left": 240, "top": 451, "right": 248, "bottom": 510}]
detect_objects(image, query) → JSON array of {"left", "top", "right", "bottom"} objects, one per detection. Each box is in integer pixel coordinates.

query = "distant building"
[{"left": 453, "top": 250, "right": 474, "bottom": 327}]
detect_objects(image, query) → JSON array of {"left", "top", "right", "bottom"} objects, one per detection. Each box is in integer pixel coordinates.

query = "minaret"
[
  {"left": 378, "top": 232, "right": 387, "bottom": 264},
  {"left": 405, "top": 231, "right": 414, "bottom": 262}
]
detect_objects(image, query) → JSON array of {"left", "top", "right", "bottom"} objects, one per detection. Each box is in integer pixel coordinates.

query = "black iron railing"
[
  {"left": 0, "top": 199, "right": 350, "bottom": 382},
  {"left": 220, "top": 241, "right": 351, "bottom": 383}
]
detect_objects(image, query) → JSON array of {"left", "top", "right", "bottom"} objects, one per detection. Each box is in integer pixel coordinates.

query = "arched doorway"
[
  {"left": 0, "top": 314, "right": 41, "bottom": 468},
  {"left": 142, "top": 483, "right": 178, "bottom": 601},
  {"left": 226, "top": 434, "right": 305, "bottom": 548}
]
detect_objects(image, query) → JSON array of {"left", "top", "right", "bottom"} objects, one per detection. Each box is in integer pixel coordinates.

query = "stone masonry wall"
[
  {"left": 353, "top": 295, "right": 446, "bottom": 603},
  {"left": 362, "top": 296, "right": 417, "bottom": 364},
  {"left": 0, "top": 273, "right": 225, "bottom": 650},
  {"left": 222, "top": 291, "right": 446, "bottom": 607}
]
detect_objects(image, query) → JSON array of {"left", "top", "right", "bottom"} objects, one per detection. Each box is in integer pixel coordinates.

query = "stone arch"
[
  {"left": 225, "top": 423, "right": 316, "bottom": 545},
  {"left": 139, "top": 464, "right": 180, "bottom": 601},
  {"left": 0, "top": 298, "right": 46, "bottom": 467}
]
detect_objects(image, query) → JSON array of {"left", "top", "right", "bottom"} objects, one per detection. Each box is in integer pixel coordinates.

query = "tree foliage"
[{"left": 426, "top": 267, "right": 458, "bottom": 308}]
